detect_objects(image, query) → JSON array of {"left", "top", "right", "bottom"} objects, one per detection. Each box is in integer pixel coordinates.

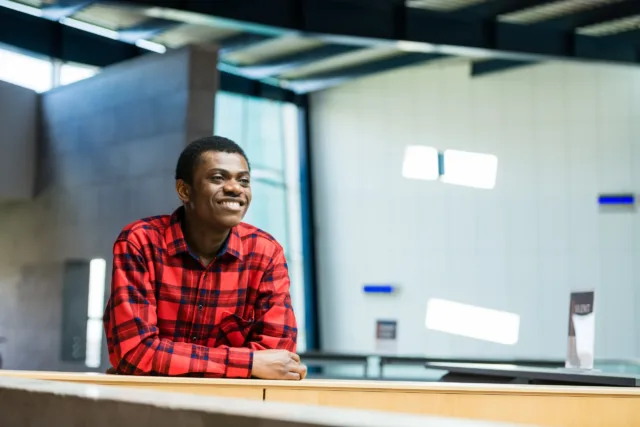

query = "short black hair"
[{"left": 175, "top": 136, "right": 250, "bottom": 184}]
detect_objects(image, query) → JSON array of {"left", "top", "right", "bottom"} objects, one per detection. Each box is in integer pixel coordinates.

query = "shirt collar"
[{"left": 165, "top": 206, "right": 244, "bottom": 261}]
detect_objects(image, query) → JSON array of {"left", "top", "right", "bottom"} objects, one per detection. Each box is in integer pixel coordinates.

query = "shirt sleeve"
[
  {"left": 104, "top": 238, "right": 253, "bottom": 378},
  {"left": 247, "top": 246, "right": 298, "bottom": 352}
]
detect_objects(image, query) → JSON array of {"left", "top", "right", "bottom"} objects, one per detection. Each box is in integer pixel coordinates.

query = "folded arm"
[{"left": 104, "top": 239, "right": 252, "bottom": 378}]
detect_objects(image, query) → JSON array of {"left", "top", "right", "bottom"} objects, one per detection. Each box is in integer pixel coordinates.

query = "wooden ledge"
[{"left": 2, "top": 370, "right": 640, "bottom": 397}]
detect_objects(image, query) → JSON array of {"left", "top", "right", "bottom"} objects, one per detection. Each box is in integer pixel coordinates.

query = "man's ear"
[{"left": 176, "top": 179, "right": 191, "bottom": 204}]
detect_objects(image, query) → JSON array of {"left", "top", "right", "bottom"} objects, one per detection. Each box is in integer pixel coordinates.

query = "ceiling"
[{"left": 1, "top": 0, "right": 640, "bottom": 93}]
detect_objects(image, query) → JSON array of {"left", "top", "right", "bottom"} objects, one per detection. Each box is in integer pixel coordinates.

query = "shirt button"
[
  {"left": 198, "top": 304, "right": 203, "bottom": 311},
  {"left": 192, "top": 336, "right": 197, "bottom": 342}
]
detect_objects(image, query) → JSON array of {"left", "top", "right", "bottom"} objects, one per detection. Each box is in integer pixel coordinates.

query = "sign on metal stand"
[{"left": 565, "top": 290, "right": 595, "bottom": 370}]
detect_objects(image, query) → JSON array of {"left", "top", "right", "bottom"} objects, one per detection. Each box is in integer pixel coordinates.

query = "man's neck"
[{"left": 181, "top": 214, "right": 230, "bottom": 263}]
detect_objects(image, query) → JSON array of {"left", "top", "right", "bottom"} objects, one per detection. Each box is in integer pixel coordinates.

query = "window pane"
[
  {"left": 214, "top": 91, "right": 245, "bottom": 143},
  {"left": 244, "top": 180, "right": 289, "bottom": 253},
  {"left": 0, "top": 45, "right": 52, "bottom": 92},
  {"left": 60, "top": 62, "right": 99, "bottom": 86},
  {"left": 243, "top": 98, "right": 285, "bottom": 174},
  {"left": 215, "top": 92, "right": 285, "bottom": 177}
]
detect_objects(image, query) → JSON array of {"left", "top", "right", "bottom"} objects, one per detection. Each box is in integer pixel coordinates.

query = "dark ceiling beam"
[
  {"left": 0, "top": 5, "right": 140, "bottom": 64},
  {"left": 283, "top": 52, "right": 445, "bottom": 93},
  {"left": 301, "top": 0, "right": 406, "bottom": 41},
  {"left": 597, "top": 29, "right": 640, "bottom": 46},
  {"left": 0, "top": 5, "right": 303, "bottom": 104},
  {"left": 217, "top": 32, "right": 274, "bottom": 55},
  {"left": 234, "top": 44, "right": 360, "bottom": 79},
  {"left": 121, "top": 0, "right": 640, "bottom": 65},
  {"left": 471, "top": 58, "right": 538, "bottom": 77},
  {"left": 573, "top": 33, "right": 639, "bottom": 63}
]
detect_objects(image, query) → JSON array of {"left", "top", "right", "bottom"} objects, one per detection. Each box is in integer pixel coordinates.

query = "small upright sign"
[
  {"left": 375, "top": 319, "right": 398, "bottom": 354},
  {"left": 565, "top": 290, "right": 595, "bottom": 370}
]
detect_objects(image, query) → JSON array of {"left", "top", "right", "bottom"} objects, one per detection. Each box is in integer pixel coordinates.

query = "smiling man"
[{"left": 103, "top": 136, "right": 307, "bottom": 380}]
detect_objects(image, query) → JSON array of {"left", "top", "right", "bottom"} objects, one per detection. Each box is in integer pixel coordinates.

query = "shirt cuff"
[{"left": 225, "top": 347, "right": 253, "bottom": 379}]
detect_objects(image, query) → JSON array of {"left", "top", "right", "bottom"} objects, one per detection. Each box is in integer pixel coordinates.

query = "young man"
[{"left": 103, "top": 136, "right": 307, "bottom": 380}]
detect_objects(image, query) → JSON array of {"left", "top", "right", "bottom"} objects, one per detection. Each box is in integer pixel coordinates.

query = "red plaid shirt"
[{"left": 103, "top": 206, "right": 297, "bottom": 378}]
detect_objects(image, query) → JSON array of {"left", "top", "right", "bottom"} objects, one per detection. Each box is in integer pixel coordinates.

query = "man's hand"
[{"left": 251, "top": 350, "right": 307, "bottom": 380}]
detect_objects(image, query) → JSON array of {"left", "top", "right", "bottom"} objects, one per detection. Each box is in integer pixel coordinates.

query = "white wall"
[{"left": 310, "top": 58, "right": 640, "bottom": 361}]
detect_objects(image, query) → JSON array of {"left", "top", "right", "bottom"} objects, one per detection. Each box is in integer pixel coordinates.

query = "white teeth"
[{"left": 222, "top": 201, "right": 240, "bottom": 209}]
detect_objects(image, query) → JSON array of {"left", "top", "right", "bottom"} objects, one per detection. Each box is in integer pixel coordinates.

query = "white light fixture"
[
  {"left": 85, "top": 258, "right": 106, "bottom": 369},
  {"left": 87, "top": 258, "right": 106, "bottom": 319},
  {"left": 0, "top": 0, "right": 42, "bottom": 17},
  {"left": 441, "top": 149, "right": 498, "bottom": 189},
  {"left": 402, "top": 145, "right": 439, "bottom": 181},
  {"left": 425, "top": 298, "right": 520, "bottom": 345},
  {"left": 60, "top": 17, "right": 119, "bottom": 40},
  {"left": 135, "top": 39, "right": 167, "bottom": 54}
]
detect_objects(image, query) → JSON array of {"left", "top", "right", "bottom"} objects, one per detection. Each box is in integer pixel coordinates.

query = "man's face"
[{"left": 178, "top": 151, "right": 252, "bottom": 229}]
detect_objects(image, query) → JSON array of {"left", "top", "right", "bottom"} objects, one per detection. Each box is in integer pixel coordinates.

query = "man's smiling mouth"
[{"left": 217, "top": 199, "right": 244, "bottom": 211}]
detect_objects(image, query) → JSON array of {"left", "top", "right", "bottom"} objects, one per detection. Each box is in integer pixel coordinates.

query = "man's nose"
[{"left": 223, "top": 180, "right": 242, "bottom": 194}]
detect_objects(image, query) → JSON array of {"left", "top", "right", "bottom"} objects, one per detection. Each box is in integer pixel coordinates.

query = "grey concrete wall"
[
  {"left": 0, "top": 45, "right": 218, "bottom": 371},
  {"left": 0, "top": 80, "right": 37, "bottom": 201}
]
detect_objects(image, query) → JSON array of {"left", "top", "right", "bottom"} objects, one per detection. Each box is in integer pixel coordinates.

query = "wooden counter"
[
  {"left": 2, "top": 370, "right": 640, "bottom": 427},
  {"left": 0, "top": 369, "right": 265, "bottom": 400},
  {"left": 1, "top": 375, "right": 536, "bottom": 427}
]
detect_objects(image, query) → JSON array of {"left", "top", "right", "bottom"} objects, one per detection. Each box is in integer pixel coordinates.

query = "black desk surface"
[{"left": 426, "top": 362, "right": 640, "bottom": 387}]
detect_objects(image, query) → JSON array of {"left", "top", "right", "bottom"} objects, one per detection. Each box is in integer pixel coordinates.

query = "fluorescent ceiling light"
[
  {"left": 0, "top": 0, "right": 42, "bottom": 16},
  {"left": 402, "top": 145, "right": 439, "bottom": 181},
  {"left": 60, "top": 17, "right": 119, "bottom": 40},
  {"left": 441, "top": 149, "right": 498, "bottom": 189},
  {"left": 425, "top": 298, "right": 520, "bottom": 345},
  {"left": 135, "top": 39, "right": 167, "bottom": 54}
]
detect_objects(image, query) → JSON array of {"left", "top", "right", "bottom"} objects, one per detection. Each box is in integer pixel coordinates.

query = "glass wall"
[
  {"left": 215, "top": 92, "right": 308, "bottom": 352},
  {"left": 0, "top": 43, "right": 99, "bottom": 91}
]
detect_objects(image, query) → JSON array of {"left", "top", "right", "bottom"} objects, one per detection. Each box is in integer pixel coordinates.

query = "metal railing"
[{"left": 298, "top": 352, "right": 640, "bottom": 380}]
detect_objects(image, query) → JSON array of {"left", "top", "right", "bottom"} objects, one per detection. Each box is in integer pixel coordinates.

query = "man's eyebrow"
[{"left": 207, "top": 168, "right": 250, "bottom": 174}]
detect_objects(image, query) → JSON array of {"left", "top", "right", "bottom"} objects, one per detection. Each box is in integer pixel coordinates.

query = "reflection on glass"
[
  {"left": 441, "top": 149, "right": 498, "bottom": 189},
  {"left": 402, "top": 145, "right": 439, "bottom": 181},
  {"left": 425, "top": 298, "right": 520, "bottom": 345}
]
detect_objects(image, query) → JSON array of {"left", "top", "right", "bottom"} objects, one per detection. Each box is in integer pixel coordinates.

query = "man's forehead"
[{"left": 197, "top": 151, "right": 249, "bottom": 171}]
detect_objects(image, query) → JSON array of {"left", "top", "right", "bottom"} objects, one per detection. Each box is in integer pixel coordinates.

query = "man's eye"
[
  {"left": 239, "top": 179, "right": 250, "bottom": 185},
  {"left": 211, "top": 176, "right": 224, "bottom": 182}
]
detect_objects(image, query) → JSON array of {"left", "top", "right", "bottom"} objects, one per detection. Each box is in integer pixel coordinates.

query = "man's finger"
[
  {"left": 289, "top": 352, "right": 301, "bottom": 363},
  {"left": 291, "top": 363, "right": 307, "bottom": 378},
  {"left": 284, "top": 371, "right": 301, "bottom": 380},
  {"left": 299, "top": 363, "right": 308, "bottom": 380}
]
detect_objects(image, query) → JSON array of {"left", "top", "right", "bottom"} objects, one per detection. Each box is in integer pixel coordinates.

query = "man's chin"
[{"left": 213, "top": 214, "right": 244, "bottom": 229}]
